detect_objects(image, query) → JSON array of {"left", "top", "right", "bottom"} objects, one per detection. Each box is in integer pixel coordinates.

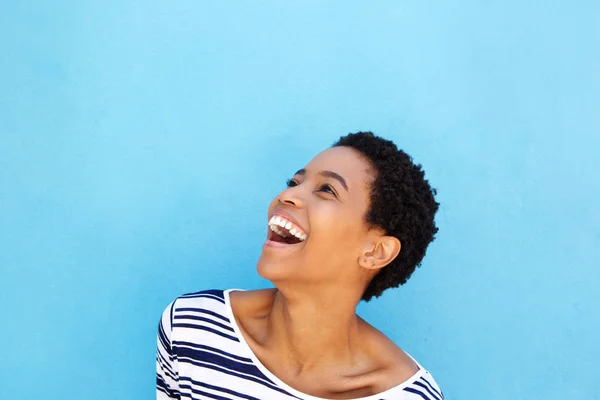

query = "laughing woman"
[{"left": 156, "top": 132, "right": 443, "bottom": 400}]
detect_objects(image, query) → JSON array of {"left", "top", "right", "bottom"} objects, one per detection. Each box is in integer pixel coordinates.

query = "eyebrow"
[{"left": 294, "top": 168, "right": 349, "bottom": 192}]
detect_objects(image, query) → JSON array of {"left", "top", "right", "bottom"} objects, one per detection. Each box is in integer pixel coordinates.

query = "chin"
[
  {"left": 256, "top": 257, "right": 282, "bottom": 281},
  {"left": 256, "top": 255, "right": 297, "bottom": 283}
]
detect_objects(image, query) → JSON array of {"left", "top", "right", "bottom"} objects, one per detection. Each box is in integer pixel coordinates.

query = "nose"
[{"left": 278, "top": 186, "right": 305, "bottom": 208}]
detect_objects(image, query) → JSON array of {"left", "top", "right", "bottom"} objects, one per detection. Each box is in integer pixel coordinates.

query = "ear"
[{"left": 358, "top": 236, "right": 401, "bottom": 271}]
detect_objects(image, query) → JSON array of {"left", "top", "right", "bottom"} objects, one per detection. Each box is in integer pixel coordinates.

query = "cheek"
[
  {"left": 267, "top": 197, "right": 279, "bottom": 215},
  {"left": 311, "top": 207, "right": 361, "bottom": 243},
  {"left": 307, "top": 217, "right": 363, "bottom": 270}
]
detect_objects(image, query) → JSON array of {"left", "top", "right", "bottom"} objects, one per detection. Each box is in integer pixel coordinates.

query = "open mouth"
[{"left": 267, "top": 215, "right": 307, "bottom": 245}]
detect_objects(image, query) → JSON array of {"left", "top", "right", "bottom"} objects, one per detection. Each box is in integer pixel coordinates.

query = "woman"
[{"left": 156, "top": 132, "right": 443, "bottom": 400}]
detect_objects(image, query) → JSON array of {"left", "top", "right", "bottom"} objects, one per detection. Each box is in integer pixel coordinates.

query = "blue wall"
[{"left": 1, "top": 1, "right": 599, "bottom": 399}]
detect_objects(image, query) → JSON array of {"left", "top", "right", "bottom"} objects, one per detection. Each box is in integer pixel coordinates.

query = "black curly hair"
[{"left": 332, "top": 132, "right": 439, "bottom": 301}]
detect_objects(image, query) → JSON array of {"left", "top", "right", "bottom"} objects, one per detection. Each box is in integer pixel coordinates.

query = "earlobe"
[{"left": 360, "top": 255, "right": 374, "bottom": 268}]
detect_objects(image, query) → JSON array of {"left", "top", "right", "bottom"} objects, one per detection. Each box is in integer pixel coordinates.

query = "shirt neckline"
[{"left": 223, "top": 288, "right": 426, "bottom": 400}]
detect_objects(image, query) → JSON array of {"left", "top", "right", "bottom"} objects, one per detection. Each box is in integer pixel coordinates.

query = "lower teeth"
[{"left": 270, "top": 225, "right": 303, "bottom": 243}]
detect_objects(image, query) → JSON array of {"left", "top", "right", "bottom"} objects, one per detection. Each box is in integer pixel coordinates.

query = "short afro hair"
[{"left": 333, "top": 132, "right": 439, "bottom": 301}]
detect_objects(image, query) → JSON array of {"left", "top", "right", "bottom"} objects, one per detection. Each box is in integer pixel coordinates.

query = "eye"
[
  {"left": 286, "top": 179, "right": 298, "bottom": 187},
  {"left": 319, "top": 184, "right": 337, "bottom": 197},
  {"left": 285, "top": 179, "right": 337, "bottom": 198}
]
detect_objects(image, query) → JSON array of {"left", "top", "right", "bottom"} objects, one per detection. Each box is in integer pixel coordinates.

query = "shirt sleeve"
[{"left": 156, "top": 300, "right": 180, "bottom": 400}]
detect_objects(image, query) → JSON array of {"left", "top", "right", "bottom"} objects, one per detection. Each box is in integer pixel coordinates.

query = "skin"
[{"left": 230, "top": 146, "right": 418, "bottom": 399}]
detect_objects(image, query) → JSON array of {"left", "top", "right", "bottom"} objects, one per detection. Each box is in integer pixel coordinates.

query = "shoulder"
[
  {"left": 358, "top": 319, "right": 431, "bottom": 394},
  {"left": 159, "top": 289, "right": 230, "bottom": 326},
  {"left": 367, "top": 336, "right": 444, "bottom": 398},
  {"left": 159, "top": 289, "right": 246, "bottom": 345},
  {"left": 162, "top": 287, "right": 273, "bottom": 321},
  {"left": 401, "top": 368, "right": 444, "bottom": 399},
  {"left": 171, "top": 288, "right": 229, "bottom": 308},
  {"left": 360, "top": 319, "right": 419, "bottom": 376},
  {"left": 365, "top": 330, "right": 444, "bottom": 399}
]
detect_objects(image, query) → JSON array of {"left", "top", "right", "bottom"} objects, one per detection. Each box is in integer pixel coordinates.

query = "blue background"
[{"left": 1, "top": 1, "right": 599, "bottom": 399}]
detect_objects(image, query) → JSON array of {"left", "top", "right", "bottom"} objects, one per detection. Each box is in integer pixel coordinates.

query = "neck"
[{"left": 265, "top": 287, "right": 363, "bottom": 375}]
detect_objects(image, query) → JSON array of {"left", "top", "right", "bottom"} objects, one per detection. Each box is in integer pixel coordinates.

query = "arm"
[{"left": 156, "top": 300, "right": 180, "bottom": 400}]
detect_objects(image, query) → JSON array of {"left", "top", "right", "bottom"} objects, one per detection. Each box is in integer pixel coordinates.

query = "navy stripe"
[
  {"left": 157, "top": 355, "right": 177, "bottom": 381},
  {"left": 179, "top": 390, "right": 220, "bottom": 400},
  {"left": 179, "top": 376, "right": 261, "bottom": 400},
  {"left": 157, "top": 355, "right": 176, "bottom": 380},
  {"left": 174, "top": 314, "right": 235, "bottom": 333},
  {"left": 403, "top": 387, "right": 434, "bottom": 400},
  {"left": 157, "top": 349, "right": 176, "bottom": 376},
  {"left": 177, "top": 357, "right": 299, "bottom": 399},
  {"left": 158, "top": 320, "right": 172, "bottom": 357},
  {"left": 172, "top": 323, "right": 240, "bottom": 342},
  {"left": 179, "top": 293, "right": 226, "bottom": 304},
  {"left": 180, "top": 290, "right": 226, "bottom": 304},
  {"left": 420, "top": 376, "right": 444, "bottom": 399},
  {"left": 414, "top": 381, "right": 441, "bottom": 400},
  {"left": 177, "top": 392, "right": 197, "bottom": 400},
  {"left": 176, "top": 346, "right": 262, "bottom": 378},
  {"left": 179, "top": 383, "right": 232, "bottom": 400},
  {"left": 177, "top": 356, "right": 274, "bottom": 388},
  {"left": 157, "top": 385, "right": 175, "bottom": 399},
  {"left": 173, "top": 341, "right": 252, "bottom": 363},
  {"left": 157, "top": 374, "right": 181, "bottom": 399},
  {"left": 175, "top": 307, "right": 231, "bottom": 323},
  {"left": 183, "top": 289, "right": 225, "bottom": 298},
  {"left": 170, "top": 301, "right": 175, "bottom": 328}
]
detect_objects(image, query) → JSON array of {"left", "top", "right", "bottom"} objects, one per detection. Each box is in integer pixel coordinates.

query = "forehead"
[{"left": 306, "top": 146, "right": 374, "bottom": 188}]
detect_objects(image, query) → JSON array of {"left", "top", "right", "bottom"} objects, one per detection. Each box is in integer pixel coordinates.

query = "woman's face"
[{"left": 257, "top": 146, "right": 381, "bottom": 291}]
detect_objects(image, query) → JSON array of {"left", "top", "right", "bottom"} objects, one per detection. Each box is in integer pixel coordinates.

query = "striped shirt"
[{"left": 156, "top": 289, "right": 444, "bottom": 400}]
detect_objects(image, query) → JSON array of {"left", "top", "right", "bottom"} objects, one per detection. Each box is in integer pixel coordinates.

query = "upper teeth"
[{"left": 268, "top": 215, "right": 307, "bottom": 241}]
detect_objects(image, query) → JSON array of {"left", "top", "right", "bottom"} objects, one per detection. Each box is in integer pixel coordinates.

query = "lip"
[{"left": 263, "top": 238, "right": 302, "bottom": 249}]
